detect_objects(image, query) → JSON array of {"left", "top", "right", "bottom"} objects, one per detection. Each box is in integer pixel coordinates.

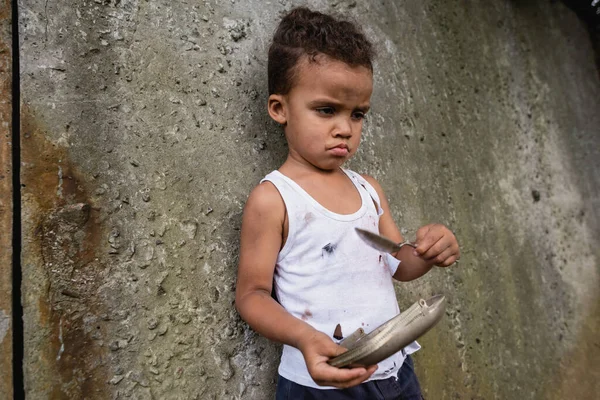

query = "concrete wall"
[{"left": 16, "top": 0, "right": 600, "bottom": 399}]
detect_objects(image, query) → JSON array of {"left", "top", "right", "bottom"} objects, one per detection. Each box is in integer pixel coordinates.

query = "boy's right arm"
[{"left": 235, "top": 182, "right": 377, "bottom": 388}]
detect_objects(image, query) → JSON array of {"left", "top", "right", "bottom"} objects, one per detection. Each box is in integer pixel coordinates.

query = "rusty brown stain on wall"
[
  {"left": 0, "top": 0, "right": 13, "bottom": 398},
  {"left": 21, "top": 106, "right": 111, "bottom": 398},
  {"left": 547, "top": 298, "right": 600, "bottom": 398}
]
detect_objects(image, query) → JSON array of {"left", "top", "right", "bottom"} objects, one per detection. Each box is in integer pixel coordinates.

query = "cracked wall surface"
[{"left": 17, "top": 0, "right": 600, "bottom": 399}]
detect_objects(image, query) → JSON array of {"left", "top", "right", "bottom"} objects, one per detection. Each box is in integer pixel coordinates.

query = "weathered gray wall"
[{"left": 16, "top": 0, "right": 599, "bottom": 399}]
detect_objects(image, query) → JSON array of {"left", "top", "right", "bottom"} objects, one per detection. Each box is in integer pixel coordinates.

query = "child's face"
[{"left": 269, "top": 55, "right": 373, "bottom": 171}]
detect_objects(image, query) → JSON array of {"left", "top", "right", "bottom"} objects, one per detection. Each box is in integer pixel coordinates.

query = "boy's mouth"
[{"left": 329, "top": 144, "right": 349, "bottom": 157}]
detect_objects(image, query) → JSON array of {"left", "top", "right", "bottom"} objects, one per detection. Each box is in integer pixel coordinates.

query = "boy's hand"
[
  {"left": 297, "top": 330, "right": 378, "bottom": 388},
  {"left": 413, "top": 223, "right": 460, "bottom": 267}
]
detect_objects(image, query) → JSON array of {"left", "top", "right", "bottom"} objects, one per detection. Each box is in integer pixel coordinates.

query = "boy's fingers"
[
  {"left": 414, "top": 224, "right": 458, "bottom": 258},
  {"left": 429, "top": 246, "right": 456, "bottom": 265},
  {"left": 318, "top": 365, "right": 377, "bottom": 388},
  {"left": 327, "top": 366, "right": 364, "bottom": 380},
  {"left": 414, "top": 226, "right": 443, "bottom": 256},
  {"left": 421, "top": 238, "right": 451, "bottom": 260},
  {"left": 366, "top": 364, "right": 378, "bottom": 375},
  {"left": 313, "top": 366, "right": 363, "bottom": 386},
  {"left": 333, "top": 344, "right": 349, "bottom": 356},
  {"left": 342, "top": 365, "right": 378, "bottom": 388},
  {"left": 312, "top": 345, "right": 376, "bottom": 388},
  {"left": 439, "top": 255, "right": 459, "bottom": 267},
  {"left": 415, "top": 224, "right": 432, "bottom": 244},
  {"left": 322, "top": 344, "right": 348, "bottom": 360},
  {"left": 338, "top": 370, "right": 376, "bottom": 388}
]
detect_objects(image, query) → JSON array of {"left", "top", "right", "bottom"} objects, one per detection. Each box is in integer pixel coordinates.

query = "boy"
[{"left": 235, "top": 7, "right": 460, "bottom": 399}]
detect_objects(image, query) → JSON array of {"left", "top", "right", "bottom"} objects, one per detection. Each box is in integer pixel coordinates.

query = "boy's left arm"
[{"left": 361, "top": 175, "right": 460, "bottom": 281}]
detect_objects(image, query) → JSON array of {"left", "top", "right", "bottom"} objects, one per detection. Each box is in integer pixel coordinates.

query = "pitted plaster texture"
[{"left": 19, "top": 0, "right": 599, "bottom": 399}]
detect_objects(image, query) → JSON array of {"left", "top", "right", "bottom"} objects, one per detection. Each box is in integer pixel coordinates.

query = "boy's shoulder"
[
  {"left": 243, "top": 179, "right": 285, "bottom": 223},
  {"left": 351, "top": 171, "right": 385, "bottom": 196},
  {"left": 359, "top": 173, "right": 381, "bottom": 187}
]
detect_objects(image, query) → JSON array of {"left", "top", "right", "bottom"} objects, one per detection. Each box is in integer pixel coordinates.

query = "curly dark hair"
[{"left": 268, "top": 7, "right": 375, "bottom": 95}]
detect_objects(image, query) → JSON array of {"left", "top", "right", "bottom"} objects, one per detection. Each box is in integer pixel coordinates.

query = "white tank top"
[{"left": 261, "top": 168, "right": 420, "bottom": 389}]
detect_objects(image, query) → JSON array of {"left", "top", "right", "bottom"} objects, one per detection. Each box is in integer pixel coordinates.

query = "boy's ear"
[{"left": 268, "top": 94, "right": 287, "bottom": 125}]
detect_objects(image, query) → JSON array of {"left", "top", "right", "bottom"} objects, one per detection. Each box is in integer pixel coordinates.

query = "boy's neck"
[
  {"left": 277, "top": 153, "right": 363, "bottom": 215},
  {"left": 279, "top": 154, "right": 344, "bottom": 179}
]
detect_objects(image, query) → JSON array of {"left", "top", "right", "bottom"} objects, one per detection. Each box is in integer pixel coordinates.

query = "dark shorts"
[{"left": 275, "top": 354, "right": 424, "bottom": 400}]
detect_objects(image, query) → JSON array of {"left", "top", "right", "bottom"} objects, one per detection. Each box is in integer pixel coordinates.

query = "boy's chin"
[
  {"left": 314, "top": 158, "right": 348, "bottom": 171},
  {"left": 292, "top": 153, "right": 350, "bottom": 171}
]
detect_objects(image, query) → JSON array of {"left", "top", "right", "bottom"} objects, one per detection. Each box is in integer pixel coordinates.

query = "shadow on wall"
[
  {"left": 512, "top": 0, "right": 600, "bottom": 75},
  {"left": 561, "top": 0, "right": 600, "bottom": 75}
]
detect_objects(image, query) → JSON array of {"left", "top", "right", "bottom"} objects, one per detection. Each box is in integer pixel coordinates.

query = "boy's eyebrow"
[{"left": 308, "top": 99, "right": 371, "bottom": 112}]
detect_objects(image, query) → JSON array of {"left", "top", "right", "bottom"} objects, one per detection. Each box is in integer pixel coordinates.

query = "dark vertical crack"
[
  {"left": 44, "top": 0, "right": 48, "bottom": 44},
  {"left": 11, "top": 0, "right": 24, "bottom": 398}
]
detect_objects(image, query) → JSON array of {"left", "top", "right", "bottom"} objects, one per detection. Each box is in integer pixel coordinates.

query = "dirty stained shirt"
[{"left": 261, "top": 168, "right": 420, "bottom": 389}]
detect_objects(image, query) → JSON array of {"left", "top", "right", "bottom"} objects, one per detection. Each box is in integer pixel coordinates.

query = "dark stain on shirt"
[
  {"left": 301, "top": 309, "right": 313, "bottom": 321},
  {"left": 322, "top": 243, "right": 336, "bottom": 256},
  {"left": 333, "top": 323, "right": 343, "bottom": 340},
  {"left": 383, "top": 361, "right": 397, "bottom": 375},
  {"left": 304, "top": 212, "right": 315, "bottom": 224}
]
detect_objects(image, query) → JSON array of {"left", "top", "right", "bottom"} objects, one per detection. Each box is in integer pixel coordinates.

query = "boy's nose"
[{"left": 333, "top": 117, "right": 353, "bottom": 138}]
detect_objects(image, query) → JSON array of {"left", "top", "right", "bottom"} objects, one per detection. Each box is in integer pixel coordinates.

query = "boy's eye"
[
  {"left": 352, "top": 111, "right": 366, "bottom": 120},
  {"left": 316, "top": 107, "right": 335, "bottom": 115}
]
